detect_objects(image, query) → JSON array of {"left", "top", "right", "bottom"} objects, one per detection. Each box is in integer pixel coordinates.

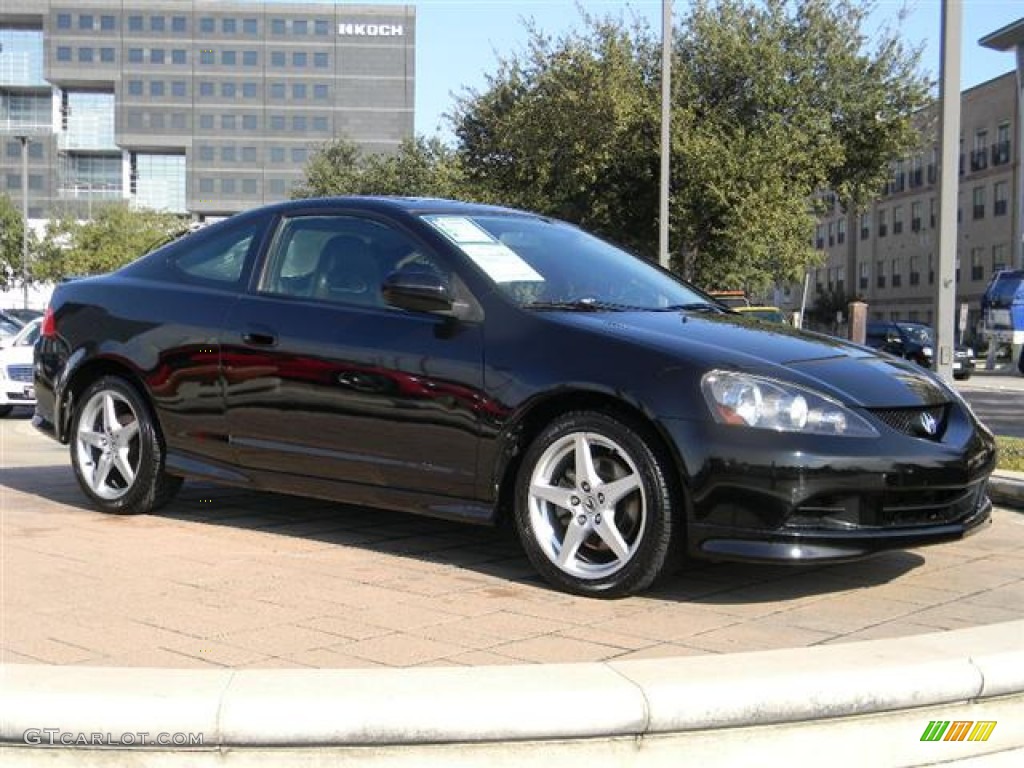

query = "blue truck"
[{"left": 980, "top": 269, "right": 1024, "bottom": 371}]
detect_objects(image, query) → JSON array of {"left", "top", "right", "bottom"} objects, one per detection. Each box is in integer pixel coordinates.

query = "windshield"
[
  {"left": 422, "top": 213, "right": 710, "bottom": 310},
  {"left": 987, "top": 272, "right": 1024, "bottom": 305},
  {"left": 897, "top": 323, "right": 933, "bottom": 345}
]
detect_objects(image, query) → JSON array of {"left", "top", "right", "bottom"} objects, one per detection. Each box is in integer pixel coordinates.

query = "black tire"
[
  {"left": 0, "top": 405, "right": 13, "bottom": 417},
  {"left": 514, "top": 410, "right": 681, "bottom": 597},
  {"left": 70, "top": 375, "right": 182, "bottom": 514},
  {"left": 954, "top": 373, "right": 971, "bottom": 381}
]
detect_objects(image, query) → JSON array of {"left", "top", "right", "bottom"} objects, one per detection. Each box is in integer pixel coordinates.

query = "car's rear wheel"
[
  {"left": 71, "top": 376, "right": 182, "bottom": 514},
  {"left": 514, "top": 411, "right": 679, "bottom": 597}
]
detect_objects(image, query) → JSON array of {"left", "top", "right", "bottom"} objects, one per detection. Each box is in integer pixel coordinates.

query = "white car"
[{"left": 0, "top": 318, "right": 40, "bottom": 417}]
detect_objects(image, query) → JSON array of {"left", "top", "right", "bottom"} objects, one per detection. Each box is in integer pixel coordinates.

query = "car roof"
[{"left": 256, "top": 196, "right": 539, "bottom": 219}]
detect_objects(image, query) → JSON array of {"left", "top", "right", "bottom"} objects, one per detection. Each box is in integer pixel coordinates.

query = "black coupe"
[{"left": 34, "top": 198, "right": 996, "bottom": 597}]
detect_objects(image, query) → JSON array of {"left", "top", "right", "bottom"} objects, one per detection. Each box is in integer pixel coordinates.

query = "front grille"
[
  {"left": 6, "top": 365, "right": 32, "bottom": 383},
  {"left": 790, "top": 481, "right": 988, "bottom": 530},
  {"left": 868, "top": 405, "right": 947, "bottom": 440}
]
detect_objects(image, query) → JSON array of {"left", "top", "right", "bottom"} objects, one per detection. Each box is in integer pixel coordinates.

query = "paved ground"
[
  {"left": 2, "top": 411, "right": 1022, "bottom": 670},
  {"left": 956, "top": 367, "right": 1024, "bottom": 437}
]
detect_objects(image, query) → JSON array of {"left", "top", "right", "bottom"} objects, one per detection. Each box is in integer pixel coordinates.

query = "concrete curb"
[
  {"left": 1, "top": 621, "right": 1022, "bottom": 765},
  {"left": 991, "top": 472, "right": 1024, "bottom": 508}
]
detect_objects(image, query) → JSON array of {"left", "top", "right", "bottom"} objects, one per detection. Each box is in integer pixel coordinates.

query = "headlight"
[
  {"left": 701, "top": 371, "right": 879, "bottom": 437},
  {"left": 922, "top": 346, "right": 933, "bottom": 357}
]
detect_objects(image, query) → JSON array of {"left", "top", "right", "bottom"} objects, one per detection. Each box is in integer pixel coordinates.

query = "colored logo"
[
  {"left": 920, "top": 721, "right": 997, "bottom": 742},
  {"left": 919, "top": 411, "right": 938, "bottom": 436}
]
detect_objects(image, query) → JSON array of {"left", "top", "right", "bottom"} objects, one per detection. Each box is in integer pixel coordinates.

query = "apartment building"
[
  {"left": 783, "top": 72, "right": 1018, "bottom": 338},
  {"left": 0, "top": 1, "right": 415, "bottom": 220}
]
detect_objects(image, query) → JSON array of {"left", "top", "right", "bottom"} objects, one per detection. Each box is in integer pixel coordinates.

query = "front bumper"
[
  {"left": 1, "top": 381, "right": 36, "bottom": 407},
  {"left": 662, "top": 401, "right": 997, "bottom": 564}
]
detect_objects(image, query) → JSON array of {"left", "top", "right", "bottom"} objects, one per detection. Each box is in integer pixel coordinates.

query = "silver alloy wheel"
[
  {"left": 74, "top": 389, "right": 142, "bottom": 501},
  {"left": 527, "top": 431, "right": 647, "bottom": 579}
]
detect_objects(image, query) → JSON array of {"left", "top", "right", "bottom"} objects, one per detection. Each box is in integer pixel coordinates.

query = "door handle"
[{"left": 242, "top": 329, "right": 277, "bottom": 346}]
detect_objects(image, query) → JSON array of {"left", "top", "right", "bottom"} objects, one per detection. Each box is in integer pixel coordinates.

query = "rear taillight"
[{"left": 41, "top": 305, "right": 56, "bottom": 338}]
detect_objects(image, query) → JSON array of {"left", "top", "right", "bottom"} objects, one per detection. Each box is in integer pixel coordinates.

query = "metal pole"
[
  {"left": 658, "top": 0, "right": 672, "bottom": 269},
  {"left": 934, "top": 0, "right": 961, "bottom": 382},
  {"left": 19, "top": 135, "right": 29, "bottom": 310},
  {"left": 797, "top": 269, "right": 810, "bottom": 329}
]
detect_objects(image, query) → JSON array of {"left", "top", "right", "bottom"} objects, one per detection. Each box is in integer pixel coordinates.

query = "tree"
[
  {"left": 0, "top": 194, "right": 30, "bottom": 290},
  {"left": 451, "top": 0, "right": 930, "bottom": 292},
  {"left": 33, "top": 205, "right": 185, "bottom": 281},
  {"left": 293, "top": 136, "right": 465, "bottom": 200}
]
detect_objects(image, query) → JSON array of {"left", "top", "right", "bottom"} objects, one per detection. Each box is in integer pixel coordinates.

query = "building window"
[
  {"left": 314, "top": 84, "right": 329, "bottom": 100},
  {"left": 315, "top": 20, "right": 330, "bottom": 35},
  {"left": 100, "top": 47, "right": 115, "bottom": 63},
  {"left": 150, "top": 113, "right": 165, "bottom": 130},
  {"left": 151, "top": 16, "right": 165, "bottom": 32},
  {"left": 222, "top": 115, "right": 236, "bottom": 130},
  {"left": 971, "top": 130, "right": 988, "bottom": 172},
  {"left": 970, "top": 247, "right": 985, "bottom": 281},
  {"left": 101, "top": 15, "right": 116, "bottom": 31},
  {"left": 836, "top": 218, "right": 845, "bottom": 244},
  {"left": 271, "top": 51, "right": 285, "bottom": 67},
  {"left": 313, "top": 116, "right": 329, "bottom": 132},
  {"left": 222, "top": 19, "right": 237, "bottom": 34},
  {"left": 291, "top": 147, "right": 308, "bottom": 163},
  {"left": 891, "top": 258, "right": 901, "bottom": 288},
  {"left": 859, "top": 212, "right": 870, "bottom": 240},
  {"left": 172, "top": 49, "right": 186, "bottom": 65},
  {"left": 57, "top": 47, "right": 72, "bottom": 62},
  {"left": 199, "top": 178, "right": 214, "bottom": 195},
  {"left": 270, "top": 147, "right": 285, "bottom": 162},
  {"left": 200, "top": 50, "right": 214, "bottom": 65},
  {"left": 243, "top": 19, "right": 258, "bottom": 35},
  {"left": 128, "top": 16, "right": 143, "bottom": 31},
  {"left": 314, "top": 52, "right": 329, "bottom": 68},
  {"left": 242, "top": 115, "right": 258, "bottom": 131},
  {"left": 243, "top": 179, "right": 258, "bottom": 195},
  {"left": 150, "top": 81, "right": 164, "bottom": 97},
  {"left": 270, "top": 83, "right": 285, "bottom": 99},
  {"left": 79, "top": 14, "right": 94, "bottom": 30},
  {"left": 269, "top": 179, "right": 286, "bottom": 195},
  {"left": 241, "top": 147, "right": 257, "bottom": 163},
  {"left": 292, "top": 116, "right": 307, "bottom": 132},
  {"left": 993, "top": 244, "right": 1009, "bottom": 273},
  {"left": 292, "top": 83, "right": 307, "bottom": 99},
  {"left": 858, "top": 262, "right": 869, "bottom": 291},
  {"left": 199, "top": 114, "right": 214, "bottom": 130},
  {"left": 78, "top": 48, "right": 93, "bottom": 63},
  {"left": 878, "top": 209, "right": 887, "bottom": 238},
  {"left": 994, "top": 181, "right": 1008, "bottom": 216},
  {"left": 222, "top": 179, "right": 236, "bottom": 194},
  {"left": 5, "top": 174, "right": 18, "bottom": 190},
  {"left": 876, "top": 260, "right": 885, "bottom": 289},
  {"left": 293, "top": 20, "right": 308, "bottom": 35},
  {"left": 151, "top": 49, "right": 165, "bottom": 64},
  {"left": 28, "top": 174, "right": 43, "bottom": 190},
  {"left": 171, "top": 113, "right": 187, "bottom": 130},
  {"left": 814, "top": 224, "right": 823, "bottom": 249},
  {"left": 172, "top": 16, "right": 187, "bottom": 33},
  {"left": 972, "top": 186, "right": 985, "bottom": 219},
  {"left": 128, "top": 80, "right": 143, "bottom": 96},
  {"left": 56, "top": 14, "right": 72, "bottom": 29},
  {"left": 994, "top": 122, "right": 1011, "bottom": 165},
  {"left": 222, "top": 147, "right": 236, "bottom": 162},
  {"left": 293, "top": 52, "right": 307, "bottom": 67},
  {"left": 928, "top": 254, "right": 934, "bottom": 284},
  {"left": 929, "top": 197, "right": 936, "bottom": 228},
  {"left": 199, "top": 146, "right": 214, "bottom": 162},
  {"left": 242, "top": 83, "right": 258, "bottom": 99},
  {"left": 171, "top": 81, "right": 186, "bottom": 97},
  {"left": 243, "top": 50, "right": 258, "bottom": 66},
  {"left": 827, "top": 221, "right": 834, "bottom": 247},
  {"left": 200, "top": 18, "right": 215, "bottom": 34},
  {"left": 909, "top": 255, "right": 920, "bottom": 286},
  {"left": 222, "top": 51, "right": 236, "bottom": 66},
  {"left": 222, "top": 83, "right": 236, "bottom": 98},
  {"left": 911, "top": 201, "right": 922, "bottom": 232},
  {"left": 271, "top": 19, "right": 286, "bottom": 34},
  {"left": 893, "top": 205, "right": 903, "bottom": 234},
  {"left": 199, "top": 82, "right": 214, "bottom": 97}
]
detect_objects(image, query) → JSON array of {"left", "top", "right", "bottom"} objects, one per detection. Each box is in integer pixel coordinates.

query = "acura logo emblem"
[{"left": 919, "top": 411, "right": 938, "bottom": 436}]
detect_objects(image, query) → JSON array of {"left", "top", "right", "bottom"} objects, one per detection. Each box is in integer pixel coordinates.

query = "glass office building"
[{"left": 0, "top": 1, "right": 415, "bottom": 219}]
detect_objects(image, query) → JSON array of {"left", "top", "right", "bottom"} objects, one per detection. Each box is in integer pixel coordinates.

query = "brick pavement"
[{"left": 2, "top": 411, "right": 1022, "bottom": 669}]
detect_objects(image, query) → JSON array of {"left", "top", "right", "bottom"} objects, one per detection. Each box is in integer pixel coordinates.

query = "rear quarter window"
[{"left": 163, "top": 215, "right": 270, "bottom": 288}]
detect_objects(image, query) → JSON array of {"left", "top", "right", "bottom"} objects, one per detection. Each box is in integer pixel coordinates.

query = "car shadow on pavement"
[{"left": 3, "top": 465, "right": 925, "bottom": 603}]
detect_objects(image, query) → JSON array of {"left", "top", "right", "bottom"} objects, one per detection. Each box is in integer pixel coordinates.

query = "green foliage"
[
  {"left": 0, "top": 194, "right": 31, "bottom": 290},
  {"left": 293, "top": 136, "right": 465, "bottom": 200},
  {"left": 33, "top": 205, "right": 185, "bottom": 281},
  {"left": 996, "top": 437, "right": 1024, "bottom": 472}
]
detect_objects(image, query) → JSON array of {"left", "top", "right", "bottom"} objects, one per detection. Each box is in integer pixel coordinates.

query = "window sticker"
[
  {"left": 427, "top": 216, "right": 496, "bottom": 245},
  {"left": 460, "top": 242, "right": 544, "bottom": 284}
]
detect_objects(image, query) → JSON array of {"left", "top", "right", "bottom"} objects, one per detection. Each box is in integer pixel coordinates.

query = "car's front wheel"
[
  {"left": 514, "top": 411, "right": 680, "bottom": 597},
  {"left": 71, "top": 376, "right": 182, "bottom": 514}
]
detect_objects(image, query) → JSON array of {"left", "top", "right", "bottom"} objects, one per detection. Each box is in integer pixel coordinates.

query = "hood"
[
  {"left": 546, "top": 310, "right": 953, "bottom": 408},
  {"left": 0, "top": 344, "right": 35, "bottom": 367}
]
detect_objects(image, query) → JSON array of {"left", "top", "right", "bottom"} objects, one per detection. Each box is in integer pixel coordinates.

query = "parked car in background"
[
  {"left": 865, "top": 321, "right": 974, "bottom": 380},
  {"left": 34, "top": 197, "right": 995, "bottom": 597},
  {"left": 707, "top": 290, "right": 750, "bottom": 308},
  {"left": 3, "top": 307, "right": 44, "bottom": 324},
  {"left": 0, "top": 310, "right": 24, "bottom": 343},
  {"left": 0, "top": 317, "right": 40, "bottom": 417},
  {"left": 734, "top": 305, "right": 788, "bottom": 324}
]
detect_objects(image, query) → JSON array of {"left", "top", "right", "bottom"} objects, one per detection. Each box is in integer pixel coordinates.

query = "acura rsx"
[{"left": 34, "top": 197, "right": 995, "bottom": 597}]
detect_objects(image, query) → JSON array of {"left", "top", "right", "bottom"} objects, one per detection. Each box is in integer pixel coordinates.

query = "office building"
[{"left": 0, "top": 0, "right": 415, "bottom": 220}]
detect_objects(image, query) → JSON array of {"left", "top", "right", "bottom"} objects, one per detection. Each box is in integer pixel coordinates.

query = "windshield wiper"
[
  {"left": 523, "top": 299, "right": 632, "bottom": 312},
  {"left": 656, "top": 302, "right": 724, "bottom": 313}
]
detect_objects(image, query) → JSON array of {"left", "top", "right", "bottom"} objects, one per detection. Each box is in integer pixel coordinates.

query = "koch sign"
[{"left": 338, "top": 23, "right": 404, "bottom": 36}]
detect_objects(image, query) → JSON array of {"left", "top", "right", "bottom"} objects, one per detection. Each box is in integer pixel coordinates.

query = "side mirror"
[{"left": 382, "top": 266, "right": 454, "bottom": 313}]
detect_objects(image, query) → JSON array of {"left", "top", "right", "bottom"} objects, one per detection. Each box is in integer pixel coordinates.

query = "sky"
[{"left": 319, "top": 0, "right": 1023, "bottom": 138}]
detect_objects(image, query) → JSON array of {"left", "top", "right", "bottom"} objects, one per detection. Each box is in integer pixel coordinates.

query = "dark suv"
[{"left": 865, "top": 321, "right": 974, "bottom": 380}]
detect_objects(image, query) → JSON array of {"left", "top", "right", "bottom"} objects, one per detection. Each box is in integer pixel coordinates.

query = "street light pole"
[
  {"left": 17, "top": 134, "right": 29, "bottom": 310},
  {"left": 658, "top": 0, "right": 672, "bottom": 269}
]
